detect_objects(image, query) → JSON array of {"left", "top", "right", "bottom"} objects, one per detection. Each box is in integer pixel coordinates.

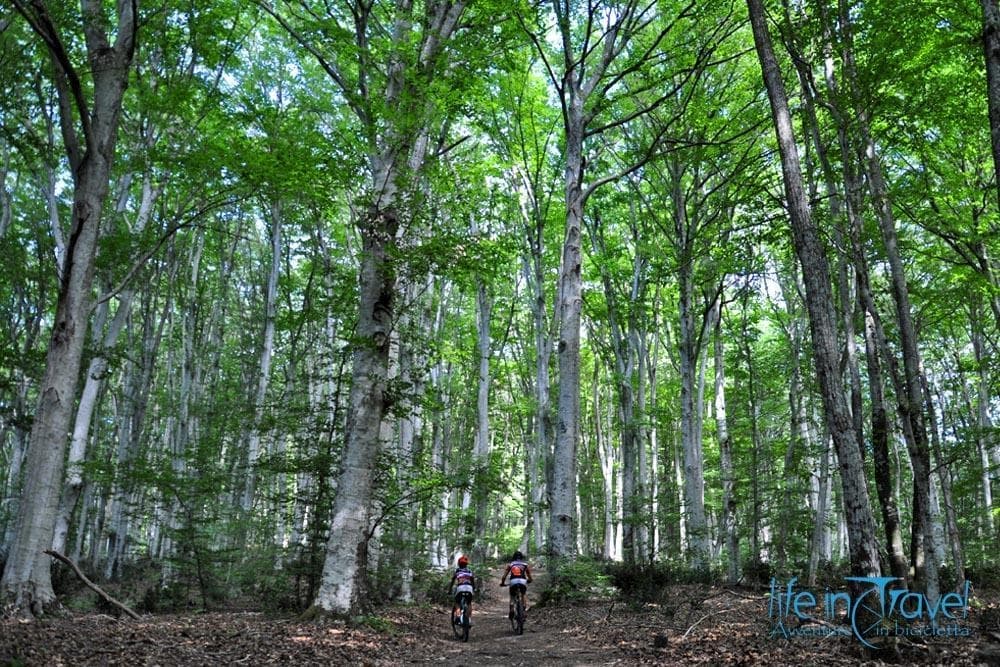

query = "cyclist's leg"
[{"left": 508, "top": 586, "right": 516, "bottom": 618}]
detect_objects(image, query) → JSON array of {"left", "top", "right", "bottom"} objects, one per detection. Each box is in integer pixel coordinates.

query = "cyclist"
[
  {"left": 499, "top": 550, "right": 533, "bottom": 620},
  {"left": 447, "top": 555, "right": 476, "bottom": 627}
]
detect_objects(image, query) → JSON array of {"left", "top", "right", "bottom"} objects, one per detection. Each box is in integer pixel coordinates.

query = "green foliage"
[
  {"left": 605, "top": 560, "right": 722, "bottom": 605},
  {"left": 228, "top": 549, "right": 323, "bottom": 613},
  {"left": 351, "top": 614, "right": 397, "bottom": 633},
  {"left": 963, "top": 561, "right": 1000, "bottom": 592},
  {"left": 415, "top": 567, "right": 460, "bottom": 607},
  {"left": 538, "top": 558, "right": 615, "bottom": 605}
]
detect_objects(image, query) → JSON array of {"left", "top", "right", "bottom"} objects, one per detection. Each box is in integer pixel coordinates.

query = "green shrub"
[
  {"left": 964, "top": 560, "right": 1000, "bottom": 591},
  {"left": 605, "top": 560, "right": 721, "bottom": 604},
  {"left": 538, "top": 557, "right": 614, "bottom": 605},
  {"left": 742, "top": 558, "right": 772, "bottom": 587}
]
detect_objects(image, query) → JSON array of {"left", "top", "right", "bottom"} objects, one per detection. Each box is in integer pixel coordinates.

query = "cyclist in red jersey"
[{"left": 447, "top": 555, "right": 476, "bottom": 626}]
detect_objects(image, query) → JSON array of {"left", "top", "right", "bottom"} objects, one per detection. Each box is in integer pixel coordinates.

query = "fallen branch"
[
  {"left": 681, "top": 608, "right": 740, "bottom": 639},
  {"left": 44, "top": 550, "right": 140, "bottom": 620}
]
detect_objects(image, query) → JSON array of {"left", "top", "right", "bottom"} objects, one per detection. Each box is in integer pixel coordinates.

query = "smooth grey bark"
[
  {"left": 0, "top": 0, "right": 137, "bottom": 616},
  {"left": 735, "top": 288, "right": 762, "bottom": 564},
  {"left": 746, "top": 0, "right": 881, "bottom": 578},
  {"left": 586, "top": 213, "right": 647, "bottom": 564},
  {"left": 526, "top": 0, "right": 703, "bottom": 558},
  {"left": 471, "top": 266, "right": 493, "bottom": 556},
  {"left": 670, "top": 159, "right": 712, "bottom": 569},
  {"left": 713, "top": 307, "right": 738, "bottom": 584},
  {"left": 806, "top": 430, "right": 831, "bottom": 587},
  {"left": 774, "top": 264, "right": 805, "bottom": 569},
  {"left": 101, "top": 274, "right": 166, "bottom": 579},
  {"left": 392, "top": 274, "right": 431, "bottom": 600},
  {"left": 646, "top": 312, "right": 662, "bottom": 558},
  {"left": 971, "top": 320, "right": 997, "bottom": 538},
  {"left": 513, "top": 163, "right": 555, "bottom": 556},
  {"left": 634, "top": 323, "right": 650, "bottom": 560},
  {"left": 925, "top": 377, "right": 965, "bottom": 587},
  {"left": 550, "top": 105, "right": 585, "bottom": 557},
  {"left": 241, "top": 200, "right": 282, "bottom": 514},
  {"left": 278, "top": 0, "right": 467, "bottom": 615},
  {"left": 427, "top": 281, "right": 454, "bottom": 569},
  {"left": 53, "top": 173, "right": 159, "bottom": 556},
  {"left": 591, "top": 364, "right": 617, "bottom": 560}
]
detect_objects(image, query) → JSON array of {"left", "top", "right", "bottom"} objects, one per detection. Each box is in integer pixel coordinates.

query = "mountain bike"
[
  {"left": 511, "top": 589, "right": 525, "bottom": 635},
  {"left": 502, "top": 582, "right": 526, "bottom": 635},
  {"left": 452, "top": 591, "right": 472, "bottom": 642}
]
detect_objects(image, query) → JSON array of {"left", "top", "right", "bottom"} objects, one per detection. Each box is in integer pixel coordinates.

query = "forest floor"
[{"left": 2, "top": 567, "right": 1000, "bottom": 666}]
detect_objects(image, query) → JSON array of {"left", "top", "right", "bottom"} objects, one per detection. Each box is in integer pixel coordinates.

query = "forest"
[{"left": 1, "top": 0, "right": 1000, "bottom": 664}]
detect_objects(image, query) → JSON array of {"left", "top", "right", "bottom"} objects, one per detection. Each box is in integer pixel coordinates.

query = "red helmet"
[{"left": 457, "top": 555, "right": 469, "bottom": 567}]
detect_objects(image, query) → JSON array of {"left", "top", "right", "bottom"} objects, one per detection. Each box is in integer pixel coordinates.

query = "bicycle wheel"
[
  {"left": 514, "top": 595, "right": 525, "bottom": 635},
  {"left": 460, "top": 596, "right": 471, "bottom": 642},
  {"left": 451, "top": 597, "right": 465, "bottom": 640}
]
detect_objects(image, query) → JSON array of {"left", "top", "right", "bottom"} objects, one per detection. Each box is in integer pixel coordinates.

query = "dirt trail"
[
  {"left": 413, "top": 567, "right": 619, "bottom": 666},
  {"left": 6, "top": 566, "right": 994, "bottom": 665}
]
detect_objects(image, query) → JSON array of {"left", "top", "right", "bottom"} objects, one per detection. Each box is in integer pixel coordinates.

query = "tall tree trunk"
[
  {"left": 970, "top": 319, "right": 997, "bottom": 538},
  {"left": 472, "top": 274, "right": 493, "bottom": 556},
  {"left": 835, "top": 0, "right": 939, "bottom": 600},
  {"left": 773, "top": 259, "right": 807, "bottom": 569},
  {"left": 586, "top": 215, "right": 645, "bottom": 564},
  {"left": 517, "top": 174, "right": 553, "bottom": 555},
  {"left": 925, "top": 377, "right": 965, "bottom": 587},
  {"left": 1, "top": 0, "right": 137, "bottom": 616},
  {"left": 550, "top": 104, "right": 585, "bottom": 556},
  {"left": 310, "top": 0, "right": 467, "bottom": 615},
  {"left": 592, "top": 364, "right": 617, "bottom": 560},
  {"left": 241, "top": 200, "right": 283, "bottom": 514},
  {"left": 746, "top": 0, "right": 881, "bottom": 578},
  {"left": 671, "top": 160, "right": 713, "bottom": 569},
  {"left": 315, "top": 201, "right": 397, "bottom": 613},
  {"left": 647, "top": 313, "right": 662, "bottom": 559},
  {"left": 53, "top": 171, "right": 159, "bottom": 556},
  {"left": 714, "top": 309, "right": 739, "bottom": 584},
  {"left": 862, "top": 308, "right": 908, "bottom": 580},
  {"left": 806, "top": 425, "right": 831, "bottom": 586},
  {"left": 981, "top": 0, "right": 1000, "bottom": 212},
  {"left": 731, "top": 286, "right": 761, "bottom": 566},
  {"left": 538, "top": 0, "right": 695, "bottom": 560}
]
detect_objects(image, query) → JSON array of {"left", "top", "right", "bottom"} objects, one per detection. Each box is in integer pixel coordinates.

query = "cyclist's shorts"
[{"left": 508, "top": 583, "right": 527, "bottom": 596}]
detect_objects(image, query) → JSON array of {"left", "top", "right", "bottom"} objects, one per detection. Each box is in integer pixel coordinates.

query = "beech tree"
[
  {"left": 2, "top": 0, "right": 999, "bottom": 624},
  {"left": 521, "top": 0, "right": 739, "bottom": 560},
  {"left": 0, "top": 0, "right": 138, "bottom": 616},
  {"left": 746, "top": 0, "right": 881, "bottom": 578}
]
